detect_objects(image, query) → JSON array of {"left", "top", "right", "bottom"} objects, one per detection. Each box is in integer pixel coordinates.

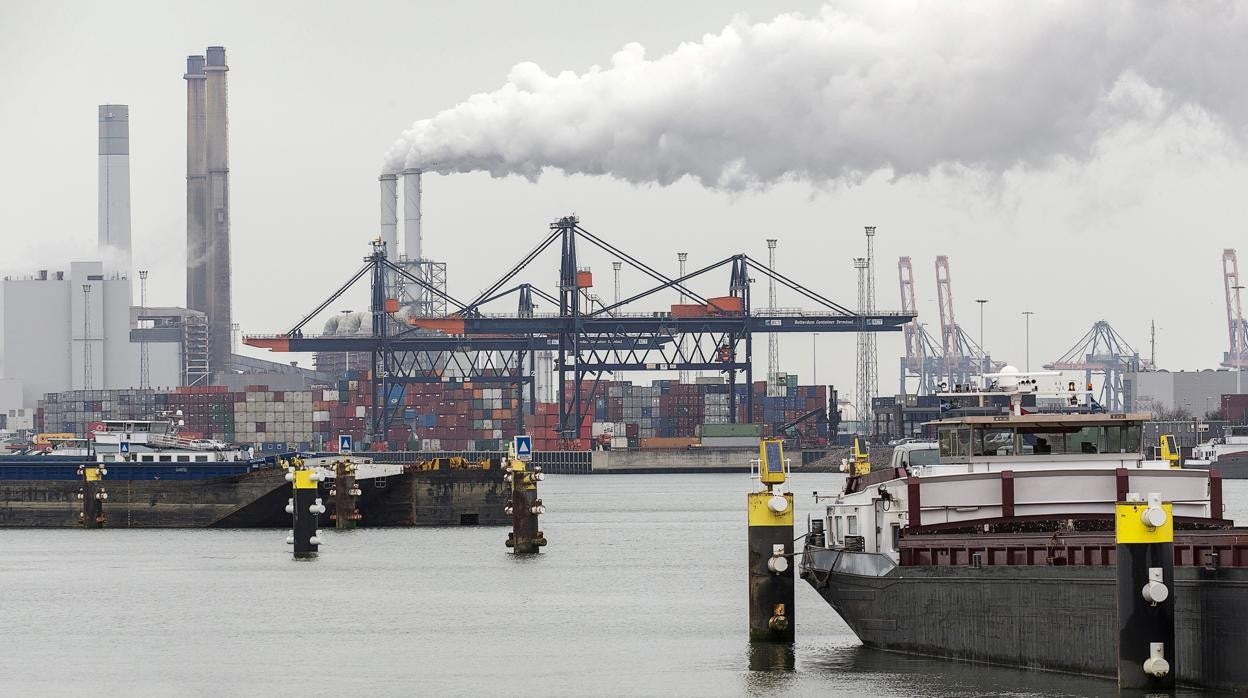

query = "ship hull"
[
  {"left": 0, "top": 468, "right": 509, "bottom": 528},
  {"left": 1185, "top": 452, "right": 1248, "bottom": 479},
  {"left": 801, "top": 547, "right": 1248, "bottom": 691}
]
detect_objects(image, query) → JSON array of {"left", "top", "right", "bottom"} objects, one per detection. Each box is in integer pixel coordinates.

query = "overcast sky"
[{"left": 2, "top": 1, "right": 1246, "bottom": 399}]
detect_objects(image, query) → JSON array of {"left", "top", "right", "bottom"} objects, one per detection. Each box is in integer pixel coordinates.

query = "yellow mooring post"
[
  {"left": 1116, "top": 492, "right": 1176, "bottom": 691},
  {"left": 748, "top": 439, "right": 794, "bottom": 643},
  {"left": 284, "top": 457, "right": 324, "bottom": 560},
  {"left": 77, "top": 463, "right": 108, "bottom": 528},
  {"left": 504, "top": 444, "right": 547, "bottom": 553}
]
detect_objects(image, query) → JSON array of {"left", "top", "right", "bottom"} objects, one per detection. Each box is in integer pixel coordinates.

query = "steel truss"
[{"left": 247, "top": 218, "right": 911, "bottom": 443}]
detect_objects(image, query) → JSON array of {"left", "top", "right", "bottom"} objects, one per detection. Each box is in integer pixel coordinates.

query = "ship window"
[
  {"left": 195, "top": 455, "right": 209, "bottom": 462},
  {"left": 158, "top": 455, "right": 172, "bottom": 462},
  {"left": 890, "top": 523, "right": 901, "bottom": 552},
  {"left": 176, "top": 455, "right": 190, "bottom": 462},
  {"left": 938, "top": 426, "right": 971, "bottom": 459},
  {"left": 847, "top": 515, "right": 859, "bottom": 536},
  {"left": 834, "top": 516, "right": 843, "bottom": 543},
  {"left": 975, "top": 428, "right": 1015, "bottom": 456}
]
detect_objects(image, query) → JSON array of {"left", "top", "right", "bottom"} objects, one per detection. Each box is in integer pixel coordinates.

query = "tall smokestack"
[
  {"left": 204, "top": 46, "right": 231, "bottom": 373},
  {"left": 402, "top": 168, "right": 422, "bottom": 261},
  {"left": 98, "top": 105, "right": 132, "bottom": 277},
  {"left": 184, "top": 55, "right": 208, "bottom": 317},
  {"left": 379, "top": 173, "right": 398, "bottom": 257}
]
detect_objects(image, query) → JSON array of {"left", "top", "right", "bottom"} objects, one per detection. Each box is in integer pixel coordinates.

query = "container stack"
[
  {"left": 233, "top": 386, "right": 316, "bottom": 452},
  {"left": 36, "top": 388, "right": 161, "bottom": 436}
]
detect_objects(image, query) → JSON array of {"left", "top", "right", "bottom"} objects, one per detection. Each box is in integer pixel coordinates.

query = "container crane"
[
  {"left": 1043, "top": 320, "right": 1152, "bottom": 411},
  {"left": 934, "top": 256, "right": 999, "bottom": 390},
  {"left": 245, "top": 217, "right": 913, "bottom": 443},
  {"left": 1221, "top": 248, "right": 1248, "bottom": 370},
  {"left": 897, "top": 256, "right": 944, "bottom": 395}
]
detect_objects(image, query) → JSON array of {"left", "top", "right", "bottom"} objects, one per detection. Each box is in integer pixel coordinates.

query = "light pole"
[
  {"left": 1022, "top": 311, "right": 1034, "bottom": 372},
  {"left": 975, "top": 299, "right": 988, "bottom": 377}
]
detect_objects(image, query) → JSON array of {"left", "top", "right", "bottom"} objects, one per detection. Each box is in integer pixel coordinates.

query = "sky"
[{"left": 2, "top": 0, "right": 1246, "bottom": 400}]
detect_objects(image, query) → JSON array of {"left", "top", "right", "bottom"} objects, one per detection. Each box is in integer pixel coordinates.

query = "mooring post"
[
  {"left": 284, "top": 457, "right": 324, "bottom": 559},
  {"left": 748, "top": 439, "right": 794, "bottom": 643},
  {"left": 77, "top": 463, "right": 108, "bottom": 528},
  {"left": 504, "top": 453, "right": 547, "bottom": 553},
  {"left": 1116, "top": 491, "right": 1176, "bottom": 691},
  {"left": 328, "top": 458, "right": 362, "bottom": 530}
]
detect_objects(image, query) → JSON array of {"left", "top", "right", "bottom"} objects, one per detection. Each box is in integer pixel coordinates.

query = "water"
[{"left": 3, "top": 474, "right": 1243, "bottom": 697}]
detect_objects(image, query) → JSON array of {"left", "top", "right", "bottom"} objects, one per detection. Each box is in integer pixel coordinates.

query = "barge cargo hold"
[{"left": 0, "top": 457, "right": 509, "bottom": 528}]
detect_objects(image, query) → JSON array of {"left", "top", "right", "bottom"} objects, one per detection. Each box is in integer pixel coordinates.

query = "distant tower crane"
[
  {"left": 897, "top": 256, "right": 944, "bottom": 394},
  {"left": 1044, "top": 320, "right": 1153, "bottom": 411},
  {"left": 934, "top": 255, "right": 998, "bottom": 389},
  {"left": 1221, "top": 248, "right": 1248, "bottom": 372}
]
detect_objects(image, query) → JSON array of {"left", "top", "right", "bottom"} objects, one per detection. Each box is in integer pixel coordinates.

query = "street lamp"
[
  {"left": 975, "top": 299, "right": 988, "bottom": 377},
  {"left": 1022, "top": 311, "right": 1035, "bottom": 372}
]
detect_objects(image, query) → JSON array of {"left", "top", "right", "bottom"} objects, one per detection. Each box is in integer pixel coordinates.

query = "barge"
[{"left": 801, "top": 374, "right": 1248, "bottom": 691}]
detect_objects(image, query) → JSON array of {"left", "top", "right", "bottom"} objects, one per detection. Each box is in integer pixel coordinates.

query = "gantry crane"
[
  {"left": 897, "top": 256, "right": 944, "bottom": 394},
  {"left": 1044, "top": 320, "right": 1152, "bottom": 411},
  {"left": 246, "top": 216, "right": 912, "bottom": 443},
  {"left": 1221, "top": 248, "right": 1248, "bottom": 369},
  {"left": 934, "top": 256, "right": 999, "bottom": 389}
]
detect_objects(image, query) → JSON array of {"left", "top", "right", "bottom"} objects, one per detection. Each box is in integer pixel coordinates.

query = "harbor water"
[{"left": 2, "top": 473, "right": 1243, "bottom": 697}]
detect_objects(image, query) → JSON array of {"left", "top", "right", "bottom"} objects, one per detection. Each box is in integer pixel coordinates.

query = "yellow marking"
[
  {"left": 852, "top": 437, "right": 871, "bottom": 476},
  {"left": 1115, "top": 502, "right": 1174, "bottom": 544},
  {"left": 1159, "top": 434, "right": 1180, "bottom": 469},
  {"left": 84, "top": 467, "right": 102, "bottom": 482},
  {"left": 758, "top": 440, "right": 787, "bottom": 485},
  {"left": 747, "top": 491, "right": 793, "bottom": 526},
  {"left": 293, "top": 470, "right": 317, "bottom": 490}
]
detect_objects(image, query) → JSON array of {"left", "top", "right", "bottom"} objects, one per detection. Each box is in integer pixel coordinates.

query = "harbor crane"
[
  {"left": 246, "top": 216, "right": 912, "bottom": 443},
  {"left": 897, "top": 256, "right": 945, "bottom": 395},
  {"left": 934, "top": 256, "right": 1000, "bottom": 389},
  {"left": 1043, "top": 320, "right": 1152, "bottom": 412},
  {"left": 1221, "top": 248, "right": 1248, "bottom": 370}
]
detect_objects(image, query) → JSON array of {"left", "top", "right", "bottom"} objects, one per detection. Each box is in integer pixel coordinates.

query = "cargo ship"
[
  {"left": 800, "top": 374, "right": 1248, "bottom": 691},
  {"left": 0, "top": 419, "right": 511, "bottom": 528}
]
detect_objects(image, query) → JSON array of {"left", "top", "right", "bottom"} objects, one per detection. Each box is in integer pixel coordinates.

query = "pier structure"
[
  {"left": 504, "top": 452, "right": 546, "bottom": 553},
  {"left": 284, "top": 457, "right": 323, "bottom": 559},
  {"left": 1116, "top": 492, "right": 1176, "bottom": 691},
  {"left": 78, "top": 464, "right": 107, "bottom": 528},
  {"left": 747, "top": 439, "right": 794, "bottom": 642}
]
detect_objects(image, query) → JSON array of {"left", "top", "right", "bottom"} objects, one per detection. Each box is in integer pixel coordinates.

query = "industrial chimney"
[
  {"left": 204, "top": 46, "right": 232, "bottom": 373},
  {"left": 98, "top": 105, "right": 132, "bottom": 277},
  {"left": 184, "top": 55, "right": 208, "bottom": 316},
  {"left": 379, "top": 173, "right": 398, "bottom": 257},
  {"left": 402, "top": 168, "right": 422, "bottom": 262}
]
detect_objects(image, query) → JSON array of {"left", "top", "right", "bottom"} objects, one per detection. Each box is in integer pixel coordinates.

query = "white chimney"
[
  {"left": 98, "top": 105, "right": 132, "bottom": 276},
  {"left": 402, "top": 168, "right": 422, "bottom": 262},
  {"left": 379, "top": 173, "right": 398, "bottom": 257}
]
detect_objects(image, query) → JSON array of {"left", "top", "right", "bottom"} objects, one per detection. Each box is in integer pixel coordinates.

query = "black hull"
[
  {"left": 801, "top": 549, "right": 1248, "bottom": 691},
  {"left": 0, "top": 469, "right": 509, "bottom": 528}
]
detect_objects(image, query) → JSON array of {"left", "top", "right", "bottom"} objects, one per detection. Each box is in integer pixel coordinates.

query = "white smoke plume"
[{"left": 384, "top": 2, "right": 1248, "bottom": 190}]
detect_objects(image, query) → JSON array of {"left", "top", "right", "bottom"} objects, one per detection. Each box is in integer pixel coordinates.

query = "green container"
[
  {"left": 700, "top": 423, "right": 762, "bottom": 438},
  {"left": 786, "top": 374, "right": 798, "bottom": 388}
]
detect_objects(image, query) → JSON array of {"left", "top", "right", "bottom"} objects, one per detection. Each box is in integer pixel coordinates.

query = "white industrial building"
[
  {"left": 0, "top": 104, "right": 203, "bottom": 418},
  {"left": 0, "top": 262, "right": 186, "bottom": 411},
  {"left": 1124, "top": 369, "right": 1246, "bottom": 416}
]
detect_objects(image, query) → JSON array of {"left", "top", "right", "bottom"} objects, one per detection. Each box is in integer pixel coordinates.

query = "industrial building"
[{"left": 1125, "top": 369, "right": 1246, "bottom": 417}]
